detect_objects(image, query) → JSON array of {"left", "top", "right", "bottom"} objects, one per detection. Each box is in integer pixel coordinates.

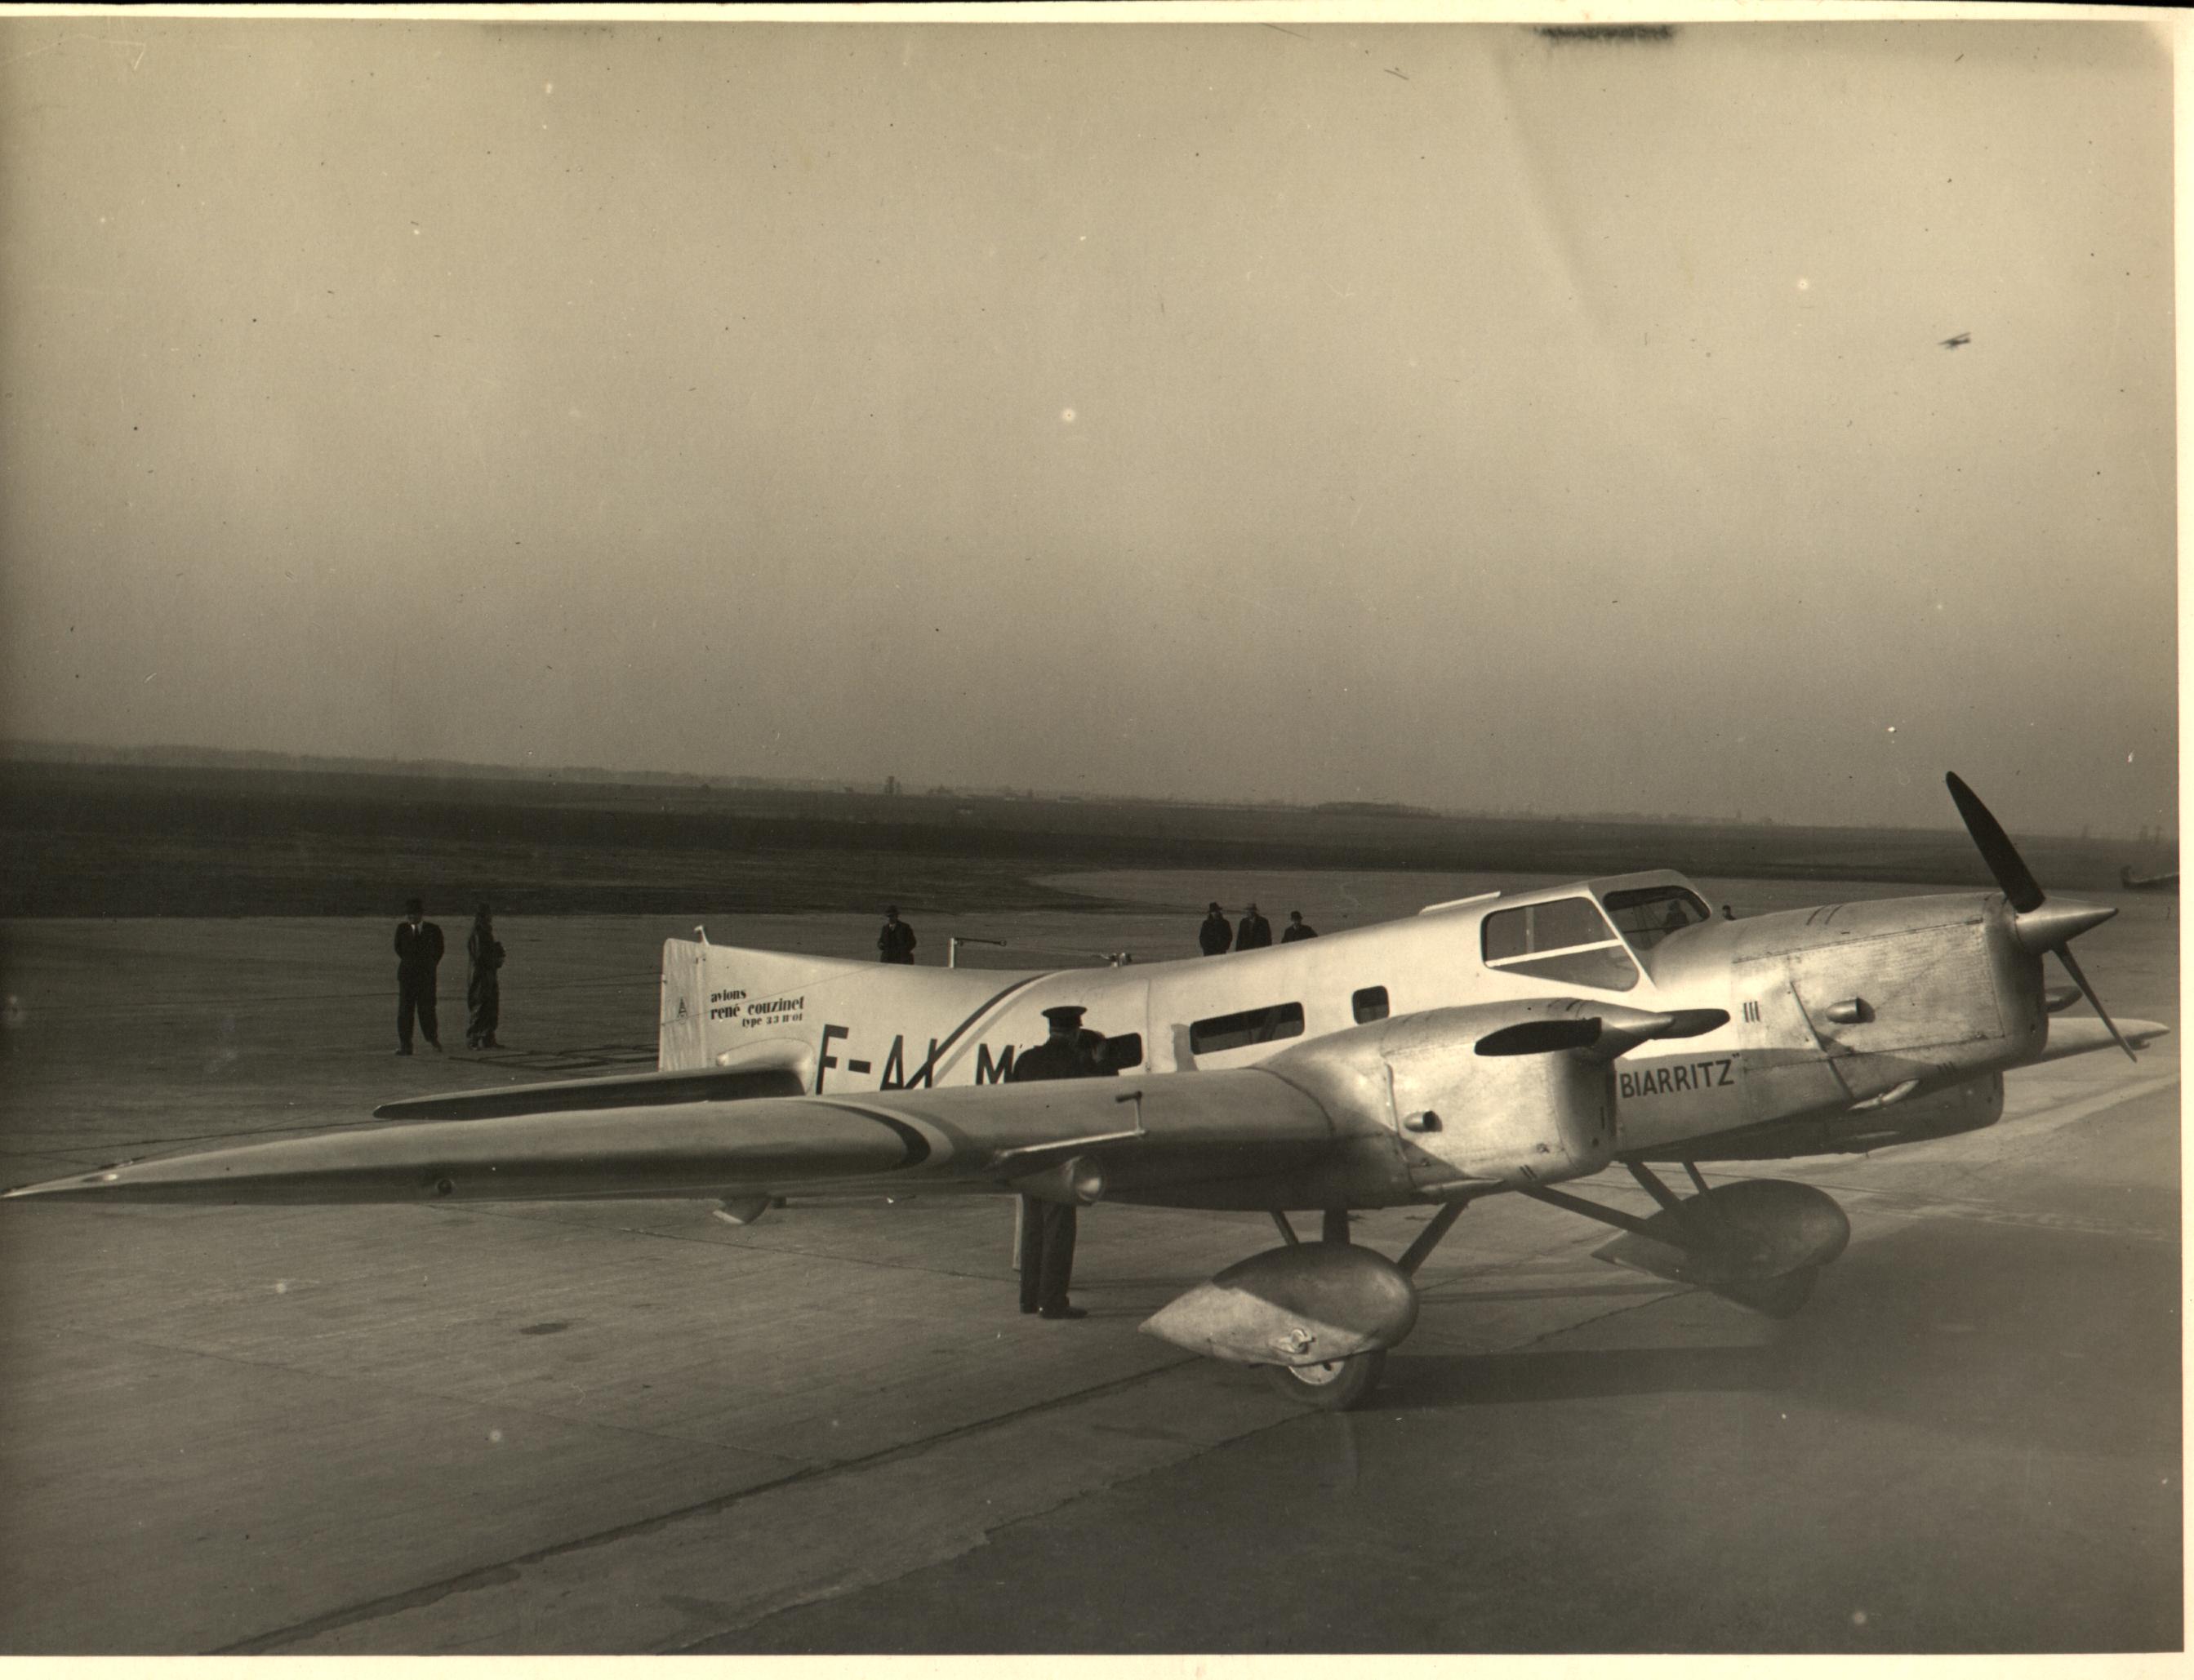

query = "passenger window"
[
  {"left": 1352, "top": 986, "right": 1390, "bottom": 1024},
  {"left": 1480, "top": 898, "right": 1639, "bottom": 992},
  {"left": 1190, "top": 1002, "right": 1305, "bottom": 1055},
  {"left": 1100, "top": 1032, "right": 1144, "bottom": 1071}
]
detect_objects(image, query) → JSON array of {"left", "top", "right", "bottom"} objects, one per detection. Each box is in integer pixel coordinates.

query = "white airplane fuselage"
[{"left": 664, "top": 869, "right": 2054, "bottom": 1208}]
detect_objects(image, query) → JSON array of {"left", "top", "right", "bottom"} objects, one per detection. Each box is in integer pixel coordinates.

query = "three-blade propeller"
[{"left": 1947, "top": 772, "right": 2135, "bottom": 1062}]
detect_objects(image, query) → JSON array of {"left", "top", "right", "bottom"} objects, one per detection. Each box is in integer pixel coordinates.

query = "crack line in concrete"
[{"left": 217, "top": 1350, "right": 1203, "bottom": 1655}]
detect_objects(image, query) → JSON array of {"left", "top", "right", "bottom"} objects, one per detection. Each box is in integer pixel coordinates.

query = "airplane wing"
[
  {"left": 367, "top": 1060, "right": 810, "bottom": 1122},
  {"left": 3, "top": 1064, "right": 1344, "bottom": 1207},
  {"left": 3, "top": 998, "right": 1735, "bottom": 1211}
]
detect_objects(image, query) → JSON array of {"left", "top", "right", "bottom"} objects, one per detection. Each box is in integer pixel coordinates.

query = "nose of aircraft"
[
  {"left": 2011, "top": 898, "right": 2117, "bottom": 955},
  {"left": 1949, "top": 773, "right": 2136, "bottom": 1063}
]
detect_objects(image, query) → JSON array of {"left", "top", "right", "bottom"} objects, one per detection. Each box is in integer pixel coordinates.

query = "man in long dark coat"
[
  {"left": 877, "top": 906, "right": 918, "bottom": 964},
  {"left": 1197, "top": 902, "right": 1233, "bottom": 957},
  {"left": 1008, "top": 1003, "right": 1110, "bottom": 1320},
  {"left": 465, "top": 903, "right": 505, "bottom": 1050},
  {"left": 1236, "top": 902, "right": 1274, "bottom": 951},
  {"left": 394, "top": 897, "right": 445, "bottom": 1054}
]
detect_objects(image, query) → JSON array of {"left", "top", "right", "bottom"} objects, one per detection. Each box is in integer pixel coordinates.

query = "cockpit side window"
[
  {"left": 1601, "top": 886, "right": 1713, "bottom": 953},
  {"left": 1480, "top": 897, "right": 1639, "bottom": 992}
]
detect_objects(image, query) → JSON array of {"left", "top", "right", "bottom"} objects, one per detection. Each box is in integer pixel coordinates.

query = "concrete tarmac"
[{"left": 0, "top": 874, "right": 2178, "bottom": 1653}]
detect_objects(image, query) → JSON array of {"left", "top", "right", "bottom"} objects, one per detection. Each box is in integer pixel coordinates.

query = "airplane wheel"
[
  {"left": 1262, "top": 1349, "right": 1385, "bottom": 1411},
  {"left": 1749, "top": 1265, "right": 1819, "bottom": 1320}
]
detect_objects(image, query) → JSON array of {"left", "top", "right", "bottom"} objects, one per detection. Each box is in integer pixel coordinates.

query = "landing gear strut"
[
  {"left": 1520, "top": 1162, "right": 1847, "bottom": 1318},
  {"left": 1253, "top": 1200, "right": 1471, "bottom": 1411}
]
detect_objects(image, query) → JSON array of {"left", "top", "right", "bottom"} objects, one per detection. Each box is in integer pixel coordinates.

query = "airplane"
[
  {"left": 2121, "top": 864, "right": 2178, "bottom": 892},
  {"left": 1940, "top": 332, "right": 1971, "bottom": 349},
  {"left": 5, "top": 775, "right": 2169, "bottom": 1411}
]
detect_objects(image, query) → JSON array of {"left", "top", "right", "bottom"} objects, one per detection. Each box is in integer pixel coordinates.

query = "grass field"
[{"left": 2, "top": 761, "right": 2161, "bottom": 918}]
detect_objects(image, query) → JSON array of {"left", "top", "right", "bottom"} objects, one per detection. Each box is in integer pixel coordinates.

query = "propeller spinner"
[{"left": 1946, "top": 772, "right": 2135, "bottom": 1061}]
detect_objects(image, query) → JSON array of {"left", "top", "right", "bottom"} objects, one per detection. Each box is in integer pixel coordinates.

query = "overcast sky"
[{"left": 0, "top": 15, "right": 2175, "bottom": 833}]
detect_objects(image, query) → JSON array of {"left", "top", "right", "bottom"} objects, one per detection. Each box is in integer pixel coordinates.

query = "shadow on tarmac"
[
  {"left": 1756, "top": 1217, "right": 2179, "bottom": 1457},
  {"left": 1383, "top": 1342, "right": 1781, "bottom": 1410},
  {"left": 1384, "top": 1207, "right": 2176, "bottom": 1447}
]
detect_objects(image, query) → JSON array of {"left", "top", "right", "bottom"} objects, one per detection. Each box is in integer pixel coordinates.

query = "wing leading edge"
[{"left": 5, "top": 1065, "right": 1340, "bottom": 1207}]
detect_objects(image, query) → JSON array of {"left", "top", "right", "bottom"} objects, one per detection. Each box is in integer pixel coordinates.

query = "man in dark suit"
[
  {"left": 394, "top": 897, "right": 446, "bottom": 1055},
  {"left": 877, "top": 905, "right": 918, "bottom": 964},
  {"left": 1236, "top": 902, "right": 1274, "bottom": 950},
  {"left": 1197, "top": 902, "right": 1233, "bottom": 957},
  {"left": 1280, "top": 910, "right": 1317, "bottom": 943},
  {"left": 1008, "top": 1003, "right": 1109, "bottom": 1320}
]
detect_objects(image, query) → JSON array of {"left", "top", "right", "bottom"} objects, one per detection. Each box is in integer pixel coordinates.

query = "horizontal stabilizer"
[{"left": 372, "top": 1061, "right": 808, "bottom": 1122}]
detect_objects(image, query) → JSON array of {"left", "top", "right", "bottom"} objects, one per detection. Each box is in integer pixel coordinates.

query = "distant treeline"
[{"left": 0, "top": 759, "right": 2155, "bottom": 917}]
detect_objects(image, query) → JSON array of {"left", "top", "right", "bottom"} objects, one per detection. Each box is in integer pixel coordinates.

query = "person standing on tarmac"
[
  {"left": 1280, "top": 910, "right": 1317, "bottom": 943},
  {"left": 394, "top": 897, "right": 445, "bottom": 1055},
  {"left": 1008, "top": 1003, "right": 1108, "bottom": 1320},
  {"left": 877, "top": 905, "right": 918, "bottom": 964},
  {"left": 1198, "top": 902, "right": 1233, "bottom": 957},
  {"left": 1236, "top": 902, "right": 1273, "bottom": 950},
  {"left": 465, "top": 904, "right": 505, "bottom": 1050}
]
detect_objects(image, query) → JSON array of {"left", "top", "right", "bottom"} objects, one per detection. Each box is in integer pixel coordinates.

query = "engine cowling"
[
  {"left": 1386, "top": 1008, "right": 1613, "bottom": 1189},
  {"left": 1265, "top": 1001, "right": 1726, "bottom": 1199}
]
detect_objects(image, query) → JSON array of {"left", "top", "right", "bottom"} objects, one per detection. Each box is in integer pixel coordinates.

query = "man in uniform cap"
[
  {"left": 1197, "top": 902, "right": 1233, "bottom": 957},
  {"left": 1007, "top": 1002, "right": 1106, "bottom": 1318}
]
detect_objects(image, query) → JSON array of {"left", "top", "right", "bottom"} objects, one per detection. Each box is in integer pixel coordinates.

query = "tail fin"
[
  {"left": 656, "top": 938, "right": 866, "bottom": 1075},
  {"left": 659, "top": 939, "right": 710, "bottom": 1070}
]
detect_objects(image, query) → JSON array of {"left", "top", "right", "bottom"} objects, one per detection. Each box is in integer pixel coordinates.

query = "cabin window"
[
  {"left": 1097, "top": 1032, "right": 1144, "bottom": 1071},
  {"left": 1352, "top": 986, "right": 1390, "bottom": 1024},
  {"left": 1480, "top": 897, "right": 1639, "bottom": 992},
  {"left": 1601, "top": 885, "right": 1713, "bottom": 953},
  {"left": 1190, "top": 1002, "right": 1305, "bottom": 1055}
]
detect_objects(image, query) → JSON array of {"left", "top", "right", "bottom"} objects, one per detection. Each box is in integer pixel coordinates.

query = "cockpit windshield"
[
  {"left": 1480, "top": 896, "right": 1640, "bottom": 992},
  {"left": 1600, "top": 885, "right": 1713, "bottom": 953}
]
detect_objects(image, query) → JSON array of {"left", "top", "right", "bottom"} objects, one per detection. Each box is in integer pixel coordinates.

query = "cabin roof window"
[
  {"left": 1480, "top": 897, "right": 1640, "bottom": 993},
  {"left": 1601, "top": 885, "right": 1712, "bottom": 953},
  {"left": 1190, "top": 1002, "right": 1305, "bottom": 1056}
]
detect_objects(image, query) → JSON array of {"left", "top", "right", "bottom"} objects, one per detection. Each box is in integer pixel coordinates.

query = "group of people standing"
[
  {"left": 1198, "top": 901, "right": 1315, "bottom": 955},
  {"left": 879, "top": 902, "right": 1324, "bottom": 968},
  {"left": 393, "top": 899, "right": 505, "bottom": 1054}
]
